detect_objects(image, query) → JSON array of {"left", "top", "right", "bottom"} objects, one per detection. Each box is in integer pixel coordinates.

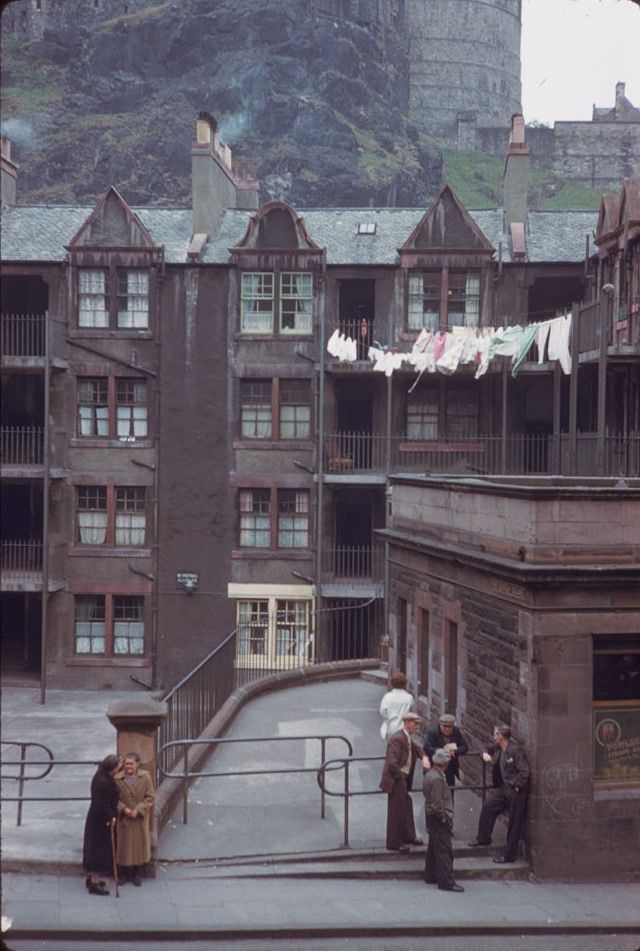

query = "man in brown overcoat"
[
  {"left": 379, "top": 711, "right": 428, "bottom": 851},
  {"left": 115, "top": 751, "right": 155, "bottom": 886}
]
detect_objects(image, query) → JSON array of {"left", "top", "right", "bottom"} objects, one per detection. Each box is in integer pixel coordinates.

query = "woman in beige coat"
[{"left": 115, "top": 752, "right": 155, "bottom": 886}]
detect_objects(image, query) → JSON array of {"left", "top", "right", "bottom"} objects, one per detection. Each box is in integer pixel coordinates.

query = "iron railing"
[
  {"left": 324, "top": 432, "right": 386, "bottom": 472},
  {"left": 0, "top": 742, "right": 100, "bottom": 826},
  {"left": 0, "top": 313, "right": 45, "bottom": 357},
  {"left": 322, "top": 545, "right": 384, "bottom": 580},
  {"left": 159, "top": 734, "right": 354, "bottom": 826},
  {"left": 0, "top": 426, "right": 44, "bottom": 466},
  {"left": 159, "top": 630, "right": 237, "bottom": 778},
  {"left": 334, "top": 317, "right": 374, "bottom": 360},
  {"left": 317, "top": 751, "right": 492, "bottom": 848},
  {"left": 1, "top": 539, "right": 43, "bottom": 573}
]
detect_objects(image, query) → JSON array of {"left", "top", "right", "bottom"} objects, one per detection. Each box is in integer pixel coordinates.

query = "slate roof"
[{"left": 2, "top": 203, "right": 597, "bottom": 266}]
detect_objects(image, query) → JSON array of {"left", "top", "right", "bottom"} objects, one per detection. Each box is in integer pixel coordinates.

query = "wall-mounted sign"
[{"left": 176, "top": 572, "right": 199, "bottom": 590}]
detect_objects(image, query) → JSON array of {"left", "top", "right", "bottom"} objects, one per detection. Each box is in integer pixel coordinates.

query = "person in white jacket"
[{"left": 380, "top": 671, "right": 415, "bottom": 741}]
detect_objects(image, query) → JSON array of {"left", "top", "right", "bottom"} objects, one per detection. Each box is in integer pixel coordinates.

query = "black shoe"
[
  {"left": 87, "top": 882, "right": 110, "bottom": 896},
  {"left": 493, "top": 856, "right": 515, "bottom": 863},
  {"left": 467, "top": 840, "right": 489, "bottom": 847},
  {"left": 132, "top": 874, "right": 142, "bottom": 886},
  {"left": 438, "top": 883, "right": 464, "bottom": 892}
]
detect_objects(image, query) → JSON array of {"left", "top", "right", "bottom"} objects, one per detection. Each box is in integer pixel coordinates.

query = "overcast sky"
[{"left": 522, "top": 0, "right": 640, "bottom": 124}]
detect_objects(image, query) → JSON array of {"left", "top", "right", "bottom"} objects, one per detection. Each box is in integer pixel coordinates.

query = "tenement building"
[{"left": 1, "top": 114, "right": 639, "bottom": 876}]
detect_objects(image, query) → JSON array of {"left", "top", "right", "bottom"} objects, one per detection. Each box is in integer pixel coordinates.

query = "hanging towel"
[
  {"left": 511, "top": 323, "right": 540, "bottom": 377},
  {"left": 547, "top": 314, "right": 572, "bottom": 375},
  {"left": 535, "top": 320, "right": 552, "bottom": 364}
]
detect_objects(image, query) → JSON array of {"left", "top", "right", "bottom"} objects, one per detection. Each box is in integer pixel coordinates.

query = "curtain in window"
[
  {"left": 465, "top": 273, "right": 480, "bottom": 327},
  {"left": 237, "top": 601, "right": 268, "bottom": 655},
  {"left": 118, "top": 271, "right": 149, "bottom": 329},
  {"left": 275, "top": 600, "right": 309, "bottom": 659},
  {"left": 75, "top": 596, "right": 105, "bottom": 654},
  {"left": 115, "top": 513, "right": 146, "bottom": 546},
  {"left": 280, "top": 273, "right": 312, "bottom": 334},
  {"left": 78, "top": 405, "right": 109, "bottom": 437},
  {"left": 113, "top": 598, "right": 144, "bottom": 654},
  {"left": 79, "top": 270, "right": 108, "bottom": 328},
  {"left": 78, "top": 511, "right": 108, "bottom": 545},
  {"left": 241, "top": 273, "right": 274, "bottom": 333}
]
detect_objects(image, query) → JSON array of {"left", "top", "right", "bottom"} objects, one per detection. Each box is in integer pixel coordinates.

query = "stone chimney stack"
[
  {"left": 1, "top": 137, "right": 18, "bottom": 208},
  {"left": 191, "top": 112, "right": 259, "bottom": 246},
  {"left": 503, "top": 114, "right": 529, "bottom": 259},
  {"left": 615, "top": 82, "right": 626, "bottom": 114}
]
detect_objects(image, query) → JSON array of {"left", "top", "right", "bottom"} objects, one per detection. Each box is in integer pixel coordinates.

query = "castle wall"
[{"left": 407, "top": 0, "right": 522, "bottom": 144}]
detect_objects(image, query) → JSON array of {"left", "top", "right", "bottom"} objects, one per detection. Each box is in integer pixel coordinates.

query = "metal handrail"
[
  {"left": 159, "top": 733, "right": 354, "bottom": 826},
  {"left": 0, "top": 743, "right": 100, "bottom": 826},
  {"left": 316, "top": 752, "right": 491, "bottom": 848}
]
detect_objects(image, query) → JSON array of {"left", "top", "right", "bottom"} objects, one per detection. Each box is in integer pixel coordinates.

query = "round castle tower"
[{"left": 407, "top": 0, "right": 522, "bottom": 146}]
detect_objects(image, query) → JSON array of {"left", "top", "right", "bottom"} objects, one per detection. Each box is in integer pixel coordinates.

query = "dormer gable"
[
  {"left": 595, "top": 192, "right": 622, "bottom": 250},
  {"left": 230, "top": 200, "right": 323, "bottom": 269},
  {"left": 67, "top": 187, "right": 161, "bottom": 256},
  {"left": 400, "top": 185, "right": 495, "bottom": 257}
]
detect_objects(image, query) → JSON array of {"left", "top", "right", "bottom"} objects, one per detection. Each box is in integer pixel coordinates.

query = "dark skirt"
[{"left": 82, "top": 768, "right": 118, "bottom": 874}]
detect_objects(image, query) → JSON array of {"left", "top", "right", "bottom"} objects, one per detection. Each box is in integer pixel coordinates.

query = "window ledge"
[
  {"left": 232, "top": 549, "right": 313, "bottom": 560},
  {"left": 593, "top": 784, "right": 640, "bottom": 801},
  {"left": 67, "top": 657, "right": 150, "bottom": 667},
  {"left": 70, "top": 439, "right": 154, "bottom": 449},
  {"left": 233, "top": 439, "right": 314, "bottom": 451},
  {"left": 68, "top": 330, "right": 152, "bottom": 339},
  {"left": 68, "top": 547, "right": 152, "bottom": 558},
  {"left": 235, "top": 334, "right": 314, "bottom": 342}
]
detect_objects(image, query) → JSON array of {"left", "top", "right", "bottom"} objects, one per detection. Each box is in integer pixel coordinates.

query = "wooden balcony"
[{"left": 1, "top": 313, "right": 45, "bottom": 359}]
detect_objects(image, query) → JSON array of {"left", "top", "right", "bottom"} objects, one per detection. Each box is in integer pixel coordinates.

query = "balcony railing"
[
  {"left": 0, "top": 427, "right": 44, "bottom": 466},
  {"left": 1, "top": 540, "right": 43, "bottom": 573},
  {"left": 324, "top": 432, "right": 386, "bottom": 472},
  {"left": 334, "top": 318, "right": 374, "bottom": 360},
  {"left": 1, "top": 313, "right": 45, "bottom": 357},
  {"left": 322, "top": 546, "right": 384, "bottom": 581},
  {"left": 393, "top": 434, "right": 640, "bottom": 478}
]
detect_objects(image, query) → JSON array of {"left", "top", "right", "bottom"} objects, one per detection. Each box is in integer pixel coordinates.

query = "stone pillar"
[
  {"left": 106, "top": 698, "right": 168, "bottom": 873},
  {"left": 106, "top": 698, "right": 168, "bottom": 781}
]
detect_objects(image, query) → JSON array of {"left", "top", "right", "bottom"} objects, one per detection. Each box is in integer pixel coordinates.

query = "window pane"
[
  {"left": 79, "top": 270, "right": 108, "bottom": 328},
  {"left": 279, "top": 380, "right": 311, "bottom": 438},
  {"left": 278, "top": 490, "right": 309, "bottom": 547},
  {"left": 113, "top": 597, "right": 144, "bottom": 655},
  {"left": 240, "top": 380, "right": 272, "bottom": 438},
  {"left": 448, "top": 271, "right": 480, "bottom": 328},
  {"left": 407, "top": 390, "right": 438, "bottom": 439},
  {"left": 446, "top": 391, "right": 479, "bottom": 437},
  {"left": 408, "top": 271, "right": 440, "bottom": 331},
  {"left": 77, "top": 378, "right": 109, "bottom": 437},
  {"left": 241, "top": 272, "right": 273, "bottom": 333},
  {"left": 239, "top": 489, "right": 271, "bottom": 547},
  {"left": 75, "top": 595, "right": 105, "bottom": 654},
  {"left": 116, "top": 381, "right": 148, "bottom": 438},
  {"left": 275, "top": 599, "right": 309, "bottom": 660},
  {"left": 280, "top": 272, "right": 313, "bottom": 334},
  {"left": 238, "top": 600, "right": 269, "bottom": 655},
  {"left": 117, "top": 270, "right": 149, "bottom": 329}
]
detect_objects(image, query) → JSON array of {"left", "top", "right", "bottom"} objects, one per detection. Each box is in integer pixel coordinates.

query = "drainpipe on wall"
[
  {"left": 39, "top": 311, "right": 51, "bottom": 705},
  {"left": 315, "top": 253, "right": 327, "bottom": 661}
]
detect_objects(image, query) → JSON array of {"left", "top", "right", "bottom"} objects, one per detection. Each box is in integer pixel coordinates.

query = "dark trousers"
[
  {"left": 386, "top": 776, "right": 416, "bottom": 849},
  {"left": 424, "top": 815, "right": 454, "bottom": 887},
  {"left": 477, "top": 786, "right": 528, "bottom": 860}
]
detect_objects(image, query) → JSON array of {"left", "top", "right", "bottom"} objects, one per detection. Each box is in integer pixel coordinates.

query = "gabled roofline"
[
  {"left": 66, "top": 186, "right": 161, "bottom": 251},
  {"left": 399, "top": 184, "right": 495, "bottom": 254}
]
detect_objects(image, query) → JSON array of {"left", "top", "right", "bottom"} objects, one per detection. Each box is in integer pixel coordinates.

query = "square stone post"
[{"left": 107, "top": 698, "right": 168, "bottom": 874}]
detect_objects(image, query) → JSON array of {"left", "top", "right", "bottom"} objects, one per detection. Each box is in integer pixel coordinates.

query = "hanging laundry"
[
  {"left": 327, "top": 328, "right": 341, "bottom": 358},
  {"left": 547, "top": 313, "right": 572, "bottom": 375},
  {"left": 436, "top": 329, "right": 466, "bottom": 375},
  {"left": 511, "top": 323, "right": 540, "bottom": 377},
  {"left": 535, "top": 320, "right": 552, "bottom": 364}
]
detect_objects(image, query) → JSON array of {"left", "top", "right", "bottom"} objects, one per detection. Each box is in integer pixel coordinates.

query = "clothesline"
[{"left": 326, "top": 314, "right": 572, "bottom": 382}]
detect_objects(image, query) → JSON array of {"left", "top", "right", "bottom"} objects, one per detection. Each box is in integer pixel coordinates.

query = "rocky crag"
[{"left": 2, "top": 0, "right": 442, "bottom": 208}]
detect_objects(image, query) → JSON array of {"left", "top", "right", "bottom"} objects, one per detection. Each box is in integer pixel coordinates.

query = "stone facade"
[{"left": 382, "top": 475, "right": 640, "bottom": 880}]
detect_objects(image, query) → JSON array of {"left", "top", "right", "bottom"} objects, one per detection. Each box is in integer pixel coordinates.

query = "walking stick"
[{"left": 110, "top": 818, "right": 119, "bottom": 898}]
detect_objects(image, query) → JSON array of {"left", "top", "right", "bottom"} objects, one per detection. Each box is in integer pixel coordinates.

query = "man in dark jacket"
[
  {"left": 423, "top": 713, "right": 469, "bottom": 788},
  {"left": 379, "top": 712, "right": 428, "bottom": 851},
  {"left": 423, "top": 749, "right": 464, "bottom": 892},
  {"left": 468, "top": 725, "right": 530, "bottom": 863}
]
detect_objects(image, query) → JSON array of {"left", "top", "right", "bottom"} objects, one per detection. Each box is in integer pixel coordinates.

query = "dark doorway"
[
  {"left": 339, "top": 279, "right": 375, "bottom": 358},
  {"left": 327, "top": 597, "right": 383, "bottom": 661},
  {"left": 335, "top": 379, "right": 373, "bottom": 434},
  {"left": 1, "top": 593, "right": 41, "bottom": 675}
]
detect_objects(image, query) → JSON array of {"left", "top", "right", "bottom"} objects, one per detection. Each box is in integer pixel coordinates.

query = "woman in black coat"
[{"left": 82, "top": 753, "right": 121, "bottom": 895}]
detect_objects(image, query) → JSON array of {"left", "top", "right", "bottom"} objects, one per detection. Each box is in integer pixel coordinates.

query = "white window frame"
[
  {"left": 235, "top": 595, "right": 314, "bottom": 670},
  {"left": 279, "top": 272, "right": 313, "bottom": 335},
  {"left": 241, "top": 272, "right": 274, "bottom": 334}
]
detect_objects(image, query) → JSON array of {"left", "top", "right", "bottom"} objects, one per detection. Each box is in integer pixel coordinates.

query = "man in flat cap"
[
  {"left": 423, "top": 713, "right": 469, "bottom": 791},
  {"left": 379, "top": 712, "right": 429, "bottom": 851},
  {"left": 423, "top": 748, "right": 464, "bottom": 891}
]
